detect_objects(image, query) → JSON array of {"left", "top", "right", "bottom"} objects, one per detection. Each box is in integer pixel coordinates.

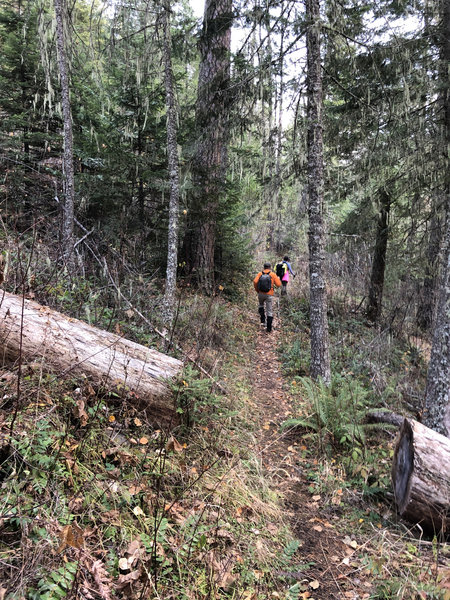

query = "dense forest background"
[
  {"left": 1, "top": 0, "right": 448, "bottom": 333},
  {"left": 0, "top": 0, "right": 449, "bottom": 597},
  {"left": 1, "top": 0, "right": 449, "bottom": 426}
]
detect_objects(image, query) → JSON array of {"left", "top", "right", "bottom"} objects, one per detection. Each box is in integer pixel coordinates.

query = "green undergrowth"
[
  {"left": 0, "top": 268, "right": 448, "bottom": 600},
  {"left": 0, "top": 294, "right": 301, "bottom": 600},
  {"left": 277, "top": 291, "right": 449, "bottom": 599}
]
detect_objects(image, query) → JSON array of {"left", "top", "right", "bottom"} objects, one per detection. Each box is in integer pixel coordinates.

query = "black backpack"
[
  {"left": 258, "top": 272, "right": 272, "bottom": 293},
  {"left": 276, "top": 262, "right": 286, "bottom": 279}
]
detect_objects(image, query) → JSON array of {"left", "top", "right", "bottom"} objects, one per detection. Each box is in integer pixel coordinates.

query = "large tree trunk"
[
  {"left": 423, "top": 0, "right": 450, "bottom": 437},
  {"left": 0, "top": 291, "right": 183, "bottom": 425},
  {"left": 54, "top": 0, "right": 75, "bottom": 265},
  {"left": 189, "top": 0, "right": 232, "bottom": 294},
  {"left": 417, "top": 209, "right": 442, "bottom": 331},
  {"left": 366, "top": 189, "right": 391, "bottom": 324},
  {"left": 392, "top": 418, "right": 450, "bottom": 533},
  {"left": 162, "top": 0, "right": 181, "bottom": 327},
  {"left": 306, "top": 0, "right": 331, "bottom": 382}
]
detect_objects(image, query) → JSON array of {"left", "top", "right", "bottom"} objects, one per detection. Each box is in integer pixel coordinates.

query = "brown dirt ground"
[{"left": 250, "top": 312, "right": 374, "bottom": 600}]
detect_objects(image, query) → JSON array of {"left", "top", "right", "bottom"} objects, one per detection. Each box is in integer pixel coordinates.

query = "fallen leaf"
[
  {"left": 57, "top": 524, "right": 84, "bottom": 552},
  {"left": 129, "top": 484, "right": 145, "bottom": 495},
  {"left": 132, "top": 506, "right": 145, "bottom": 517},
  {"left": 117, "top": 569, "right": 141, "bottom": 588},
  {"left": 76, "top": 399, "right": 89, "bottom": 426},
  {"left": 90, "top": 559, "right": 113, "bottom": 600},
  {"left": 127, "top": 539, "right": 142, "bottom": 556},
  {"left": 99, "top": 510, "right": 121, "bottom": 526},
  {"left": 343, "top": 536, "right": 358, "bottom": 549},
  {"left": 166, "top": 437, "right": 184, "bottom": 453}
]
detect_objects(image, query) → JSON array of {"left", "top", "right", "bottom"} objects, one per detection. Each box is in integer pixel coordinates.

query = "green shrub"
[{"left": 281, "top": 374, "right": 369, "bottom": 455}]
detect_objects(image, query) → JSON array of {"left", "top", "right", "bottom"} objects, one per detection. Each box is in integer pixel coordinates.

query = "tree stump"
[
  {"left": 0, "top": 290, "right": 183, "bottom": 425},
  {"left": 391, "top": 418, "right": 450, "bottom": 534}
]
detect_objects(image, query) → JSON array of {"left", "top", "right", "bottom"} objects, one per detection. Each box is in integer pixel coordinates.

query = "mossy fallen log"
[{"left": 0, "top": 290, "right": 183, "bottom": 425}]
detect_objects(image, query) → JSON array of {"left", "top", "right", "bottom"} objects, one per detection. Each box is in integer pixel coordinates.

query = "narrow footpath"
[{"left": 249, "top": 309, "right": 373, "bottom": 600}]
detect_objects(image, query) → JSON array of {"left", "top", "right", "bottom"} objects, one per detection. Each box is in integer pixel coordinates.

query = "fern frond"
[{"left": 280, "top": 418, "right": 318, "bottom": 432}]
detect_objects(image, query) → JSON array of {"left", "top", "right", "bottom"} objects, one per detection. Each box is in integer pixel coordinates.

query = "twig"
[{"left": 73, "top": 227, "right": 94, "bottom": 249}]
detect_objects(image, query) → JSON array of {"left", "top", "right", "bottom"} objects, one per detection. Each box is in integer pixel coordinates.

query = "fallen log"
[
  {"left": 0, "top": 290, "right": 183, "bottom": 425},
  {"left": 365, "top": 410, "right": 405, "bottom": 428},
  {"left": 391, "top": 418, "right": 450, "bottom": 534}
]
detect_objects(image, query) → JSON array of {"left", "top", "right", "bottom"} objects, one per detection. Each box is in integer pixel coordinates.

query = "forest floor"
[
  {"left": 247, "top": 307, "right": 372, "bottom": 599},
  {"left": 0, "top": 285, "right": 449, "bottom": 599},
  {"left": 240, "top": 293, "right": 449, "bottom": 600}
]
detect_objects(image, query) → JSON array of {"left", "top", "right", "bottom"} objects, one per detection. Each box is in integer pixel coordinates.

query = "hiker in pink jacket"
[{"left": 279, "top": 256, "right": 296, "bottom": 296}]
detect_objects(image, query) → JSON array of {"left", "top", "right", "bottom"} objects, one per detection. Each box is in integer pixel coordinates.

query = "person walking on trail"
[
  {"left": 277, "top": 255, "right": 296, "bottom": 296},
  {"left": 253, "top": 262, "right": 282, "bottom": 332}
]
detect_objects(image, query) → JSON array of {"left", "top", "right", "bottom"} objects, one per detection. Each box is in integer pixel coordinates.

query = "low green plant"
[
  {"left": 371, "top": 577, "right": 446, "bottom": 599},
  {"left": 9, "top": 418, "right": 70, "bottom": 491},
  {"left": 173, "top": 365, "right": 219, "bottom": 427},
  {"left": 281, "top": 374, "right": 369, "bottom": 455},
  {"left": 280, "top": 340, "right": 309, "bottom": 377},
  {"left": 28, "top": 561, "right": 78, "bottom": 599}
]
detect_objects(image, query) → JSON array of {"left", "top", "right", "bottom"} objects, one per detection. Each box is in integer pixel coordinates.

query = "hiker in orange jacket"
[{"left": 253, "top": 262, "right": 282, "bottom": 332}]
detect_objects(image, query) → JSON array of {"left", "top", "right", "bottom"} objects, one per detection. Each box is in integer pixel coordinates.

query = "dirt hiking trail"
[{"left": 249, "top": 309, "right": 373, "bottom": 600}]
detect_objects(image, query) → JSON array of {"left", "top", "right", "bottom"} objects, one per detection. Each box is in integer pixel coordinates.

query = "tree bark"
[
  {"left": 366, "top": 189, "right": 391, "bottom": 323},
  {"left": 54, "top": 0, "right": 75, "bottom": 265},
  {"left": 0, "top": 291, "right": 183, "bottom": 425},
  {"left": 306, "top": 0, "right": 331, "bottom": 382},
  {"left": 417, "top": 209, "right": 442, "bottom": 331},
  {"left": 391, "top": 418, "right": 450, "bottom": 533},
  {"left": 162, "top": 0, "right": 181, "bottom": 326},
  {"left": 423, "top": 0, "right": 450, "bottom": 437},
  {"left": 189, "top": 0, "right": 232, "bottom": 294}
]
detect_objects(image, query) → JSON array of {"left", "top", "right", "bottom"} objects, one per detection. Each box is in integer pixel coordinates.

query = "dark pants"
[{"left": 281, "top": 281, "right": 288, "bottom": 296}]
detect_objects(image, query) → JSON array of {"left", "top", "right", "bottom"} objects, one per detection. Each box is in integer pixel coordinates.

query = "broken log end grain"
[{"left": 391, "top": 418, "right": 450, "bottom": 534}]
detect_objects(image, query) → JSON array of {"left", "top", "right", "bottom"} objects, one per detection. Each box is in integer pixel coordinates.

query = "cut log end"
[
  {"left": 391, "top": 418, "right": 450, "bottom": 534},
  {"left": 392, "top": 419, "right": 414, "bottom": 515}
]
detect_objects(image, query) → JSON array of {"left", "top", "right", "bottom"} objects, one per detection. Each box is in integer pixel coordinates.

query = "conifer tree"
[
  {"left": 188, "top": 0, "right": 233, "bottom": 294},
  {"left": 424, "top": 0, "right": 450, "bottom": 437},
  {"left": 366, "top": 188, "right": 391, "bottom": 323},
  {"left": 54, "top": 0, "right": 75, "bottom": 263},
  {"left": 162, "top": 0, "right": 181, "bottom": 326},
  {"left": 306, "top": 0, "right": 330, "bottom": 382}
]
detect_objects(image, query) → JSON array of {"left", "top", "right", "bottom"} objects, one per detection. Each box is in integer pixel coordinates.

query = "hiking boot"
[
  {"left": 266, "top": 316, "right": 273, "bottom": 332},
  {"left": 258, "top": 306, "right": 266, "bottom": 324}
]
